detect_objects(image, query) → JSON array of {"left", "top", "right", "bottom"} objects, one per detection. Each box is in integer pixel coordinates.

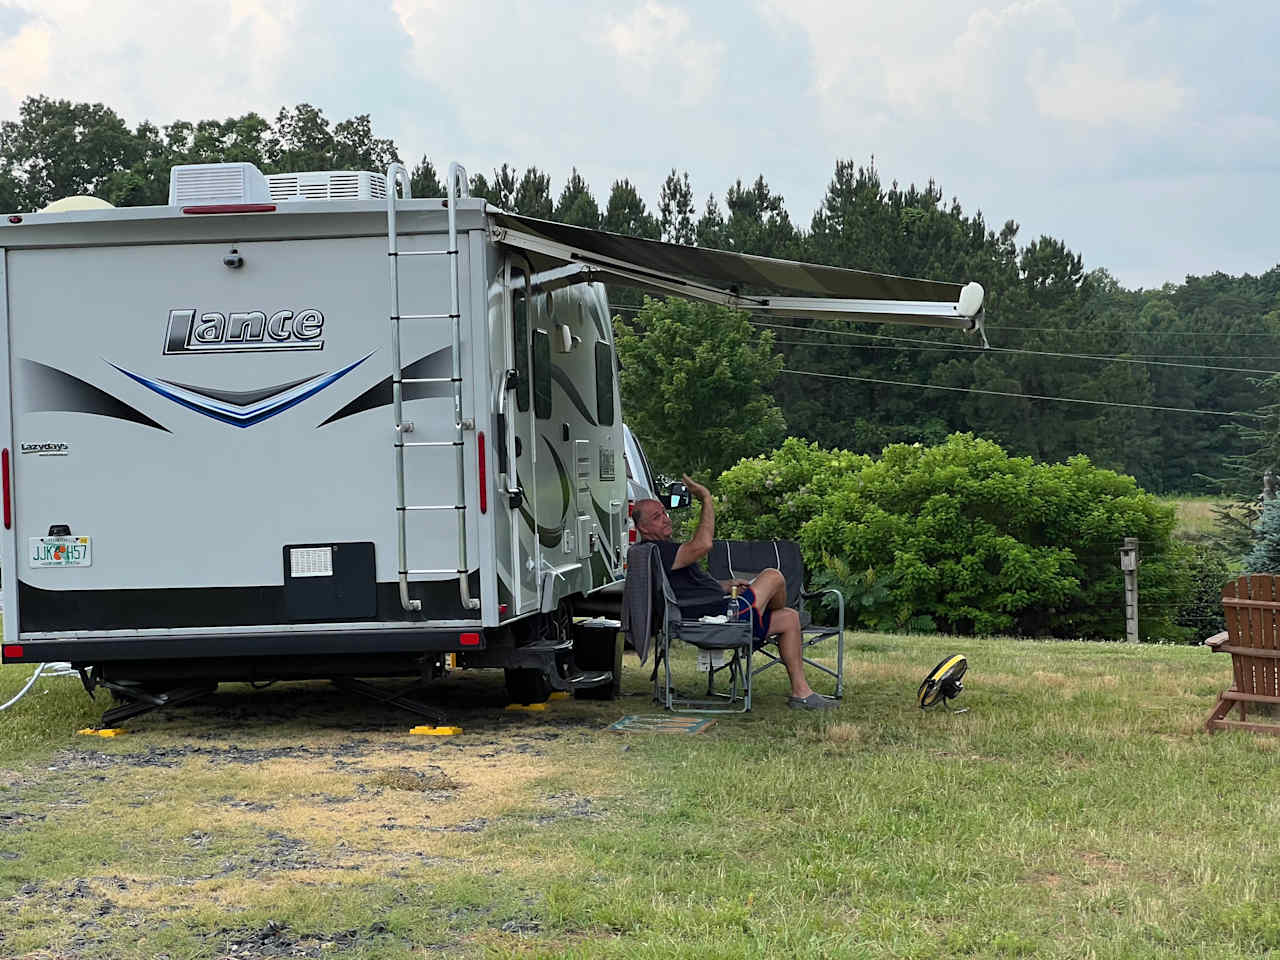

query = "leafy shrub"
[
  {"left": 1174, "top": 541, "right": 1235, "bottom": 641},
  {"left": 807, "top": 555, "right": 901, "bottom": 631},
  {"left": 715, "top": 434, "right": 1193, "bottom": 640}
]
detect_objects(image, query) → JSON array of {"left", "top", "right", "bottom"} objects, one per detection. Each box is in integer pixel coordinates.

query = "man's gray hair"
[{"left": 632, "top": 498, "right": 662, "bottom": 525}]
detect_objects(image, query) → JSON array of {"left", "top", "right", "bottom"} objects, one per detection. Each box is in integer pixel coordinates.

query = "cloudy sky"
[{"left": 1, "top": 0, "right": 1275, "bottom": 289}]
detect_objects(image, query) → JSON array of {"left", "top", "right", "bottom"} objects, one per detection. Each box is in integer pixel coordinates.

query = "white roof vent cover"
[
  {"left": 265, "top": 171, "right": 387, "bottom": 202},
  {"left": 168, "top": 162, "right": 272, "bottom": 206}
]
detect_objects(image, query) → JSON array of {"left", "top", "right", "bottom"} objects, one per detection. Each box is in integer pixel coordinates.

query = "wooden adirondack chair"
[{"left": 1205, "top": 574, "right": 1280, "bottom": 734}]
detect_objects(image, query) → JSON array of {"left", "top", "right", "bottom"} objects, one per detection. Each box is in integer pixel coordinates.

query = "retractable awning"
[{"left": 489, "top": 211, "right": 985, "bottom": 332}]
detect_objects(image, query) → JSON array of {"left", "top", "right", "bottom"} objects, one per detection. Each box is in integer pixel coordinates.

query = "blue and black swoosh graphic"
[{"left": 108, "top": 353, "right": 373, "bottom": 428}]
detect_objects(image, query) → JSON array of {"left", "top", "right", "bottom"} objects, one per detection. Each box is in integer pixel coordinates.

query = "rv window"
[
  {"left": 512, "top": 282, "right": 530, "bottom": 412},
  {"left": 595, "top": 342, "right": 615, "bottom": 426},
  {"left": 533, "top": 329, "right": 552, "bottom": 419}
]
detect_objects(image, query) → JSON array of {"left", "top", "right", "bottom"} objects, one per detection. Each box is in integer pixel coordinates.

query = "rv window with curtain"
[
  {"left": 532, "top": 329, "right": 552, "bottom": 419},
  {"left": 595, "top": 342, "right": 615, "bottom": 426},
  {"left": 512, "top": 276, "right": 530, "bottom": 412}
]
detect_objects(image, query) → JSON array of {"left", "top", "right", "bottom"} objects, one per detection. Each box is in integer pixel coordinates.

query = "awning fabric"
[{"left": 489, "top": 211, "right": 983, "bottom": 332}]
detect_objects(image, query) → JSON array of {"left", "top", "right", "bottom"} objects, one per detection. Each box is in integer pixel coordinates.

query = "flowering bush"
[{"left": 714, "top": 434, "right": 1193, "bottom": 640}]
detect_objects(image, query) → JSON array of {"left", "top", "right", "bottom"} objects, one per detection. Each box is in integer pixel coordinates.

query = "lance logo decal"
[{"left": 163, "top": 308, "right": 325, "bottom": 354}]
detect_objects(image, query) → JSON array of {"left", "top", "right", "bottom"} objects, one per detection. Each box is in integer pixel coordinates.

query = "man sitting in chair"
[{"left": 634, "top": 475, "right": 836, "bottom": 710}]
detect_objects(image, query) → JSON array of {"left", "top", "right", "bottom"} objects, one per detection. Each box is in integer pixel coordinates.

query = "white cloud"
[
  {"left": 758, "top": 0, "right": 1186, "bottom": 142},
  {"left": 1031, "top": 50, "right": 1185, "bottom": 132},
  {"left": 0, "top": 20, "right": 52, "bottom": 114},
  {"left": 0, "top": 0, "right": 302, "bottom": 123},
  {"left": 603, "top": 2, "right": 724, "bottom": 106}
]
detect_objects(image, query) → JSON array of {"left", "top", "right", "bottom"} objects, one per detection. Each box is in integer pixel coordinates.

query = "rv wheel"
[{"left": 504, "top": 667, "right": 552, "bottom": 705}]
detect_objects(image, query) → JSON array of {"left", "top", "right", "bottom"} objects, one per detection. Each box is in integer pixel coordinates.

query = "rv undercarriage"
[{"left": 68, "top": 607, "right": 622, "bottom": 725}]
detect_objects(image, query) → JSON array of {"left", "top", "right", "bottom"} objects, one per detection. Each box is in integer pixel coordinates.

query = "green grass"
[
  {"left": 1159, "top": 496, "right": 1231, "bottom": 541},
  {"left": 2, "top": 634, "right": 1279, "bottom": 958}
]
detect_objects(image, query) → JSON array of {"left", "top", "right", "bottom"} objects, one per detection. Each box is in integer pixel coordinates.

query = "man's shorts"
[{"left": 730, "top": 587, "right": 773, "bottom": 648}]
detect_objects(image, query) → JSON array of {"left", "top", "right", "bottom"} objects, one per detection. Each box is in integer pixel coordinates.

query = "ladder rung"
[
  {"left": 405, "top": 568, "right": 467, "bottom": 575},
  {"left": 395, "top": 377, "right": 459, "bottom": 385},
  {"left": 390, "top": 249, "right": 453, "bottom": 257},
  {"left": 401, "top": 505, "right": 465, "bottom": 511},
  {"left": 393, "top": 313, "right": 458, "bottom": 320},
  {"left": 398, "top": 441, "right": 463, "bottom": 448}
]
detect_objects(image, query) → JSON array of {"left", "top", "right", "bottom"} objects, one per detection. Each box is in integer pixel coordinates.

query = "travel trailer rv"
[{"left": 0, "top": 161, "right": 985, "bottom": 719}]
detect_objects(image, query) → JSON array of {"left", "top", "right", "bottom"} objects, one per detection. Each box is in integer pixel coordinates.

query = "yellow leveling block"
[
  {"left": 77, "top": 728, "right": 125, "bottom": 738},
  {"left": 410, "top": 725, "right": 463, "bottom": 736},
  {"left": 505, "top": 702, "right": 548, "bottom": 712},
  {"left": 548, "top": 691, "right": 571, "bottom": 701}
]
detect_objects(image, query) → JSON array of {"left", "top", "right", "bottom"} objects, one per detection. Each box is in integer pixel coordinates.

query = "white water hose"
[{"left": 0, "top": 662, "right": 76, "bottom": 711}]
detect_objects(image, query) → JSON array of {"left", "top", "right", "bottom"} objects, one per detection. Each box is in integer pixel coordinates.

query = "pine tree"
[
  {"left": 1244, "top": 497, "right": 1280, "bottom": 572},
  {"left": 553, "top": 168, "right": 601, "bottom": 227}
]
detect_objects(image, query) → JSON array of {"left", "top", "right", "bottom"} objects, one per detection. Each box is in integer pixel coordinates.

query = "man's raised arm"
[{"left": 673, "top": 474, "right": 714, "bottom": 569}]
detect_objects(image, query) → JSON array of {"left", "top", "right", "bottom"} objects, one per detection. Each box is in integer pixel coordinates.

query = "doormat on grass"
[{"left": 608, "top": 715, "right": 716, "bottom": 734}]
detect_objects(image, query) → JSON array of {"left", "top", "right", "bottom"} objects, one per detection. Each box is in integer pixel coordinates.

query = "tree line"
[{"left": 3, "top": 96, "right": 1276, "bottom": 495}]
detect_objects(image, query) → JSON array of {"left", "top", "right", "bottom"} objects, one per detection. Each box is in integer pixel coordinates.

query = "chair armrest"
[
  {"left": 800, "top": 588, "right": 844, "bottom": 629},
  {"left": 801, "top": 587, "right": 844, "bottom": 608},
  {"left": 1205, "top": 631, "right": 1230, "bottom": 650}
]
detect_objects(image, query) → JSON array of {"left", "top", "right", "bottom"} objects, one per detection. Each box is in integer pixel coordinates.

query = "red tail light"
[
  {"left": 629, "top": 528, "right": 637, "bottom": 543},
  {"left": 477, "top": 431, "right": 487, "bottom": 514},
  {"left": 2, "top": 645, "right": 22, "bottom": 660},
  {"left": 460, "top": 632, "right": 481, "bottom": 646},
  {"left": 181, "top": 204, "right": 276, "bottom": 214},
  {"left": 2, "top": 448, "right": 10, "bottom": 529}
]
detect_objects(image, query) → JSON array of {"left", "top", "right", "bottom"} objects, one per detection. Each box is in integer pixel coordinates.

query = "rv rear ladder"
[{"left": 386, "top": 161, "right": 479, "bottom": 615}]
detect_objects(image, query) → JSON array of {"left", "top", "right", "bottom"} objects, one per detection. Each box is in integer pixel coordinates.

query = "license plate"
[{"left": 30, "top": 536, "right": 92, "bottom": 568}]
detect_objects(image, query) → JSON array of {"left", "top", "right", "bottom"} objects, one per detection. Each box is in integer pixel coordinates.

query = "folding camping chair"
[
  {"left": 1205, "top": 573, "right": 1280, "bottom": 735},
  {"left": 707, "top": 540, "right": 845, "bottom": 699},
  {"left": 622, "top": 541, "right": 757, "bottom": 713}
]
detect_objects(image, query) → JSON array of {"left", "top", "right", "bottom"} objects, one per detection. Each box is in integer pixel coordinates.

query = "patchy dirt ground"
[{"left": 0, "top": 671, "right": 647, "bottom": 958}]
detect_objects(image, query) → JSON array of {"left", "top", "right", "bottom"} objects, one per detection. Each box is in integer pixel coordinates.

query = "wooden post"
[{"left": 1120, "top": 537, "right": 1139, "bottom": 643}]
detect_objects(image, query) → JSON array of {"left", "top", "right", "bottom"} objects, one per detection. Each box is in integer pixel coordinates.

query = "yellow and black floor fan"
[{"left": 917, "top": 654, "right": 967, "bottom": 712}]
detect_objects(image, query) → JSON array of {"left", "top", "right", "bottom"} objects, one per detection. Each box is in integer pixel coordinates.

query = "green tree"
[
  {"left": 553, "top": 167, "right": 601, "bottom": 227},
  {"left": 614, "top": 297, "right": 785, "bottom": 479},
  {"left": 410, "top": 155, "right": 443, "bottom": 197},
  {"left": 658, "top": 168, "right": 695, "bottom": 244},
  {"left": 266, "top": 104, "right": 335, "bottom": 172},
  {"left": 603, "top": 179, "right": 659, "bottom": 238},
  {"left": 513, "top": 166, "right": 552, "bottom": 218},
  {"left": 331, "top": 115, "right": 399, "bottom": 171},
  {"left": 0, "top": 96, "right": 152, "bottom": 208},
  {"left": 694, "top": 192, "right": 726, "bottom": 248}
]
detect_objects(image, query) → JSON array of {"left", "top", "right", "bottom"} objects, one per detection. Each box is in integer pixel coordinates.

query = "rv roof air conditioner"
[
  {"left": 168, "top": 163, "right": 272, "bottom": 206},
  {"left": 265, "top": 171, "right": 388, "bottom": 202}
]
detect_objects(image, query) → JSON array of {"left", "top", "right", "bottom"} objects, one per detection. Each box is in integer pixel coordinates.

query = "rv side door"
[{"left": 506, "top": 259, "right": 540, "bottom": 615}]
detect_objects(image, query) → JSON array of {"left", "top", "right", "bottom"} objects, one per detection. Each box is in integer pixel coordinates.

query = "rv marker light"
[
  {"left": 7, "top": 215, "right": 21, "bottom": 224},
  {"left": 2, "top": 448, "right": 10, "bottom": 528},
  {"left": 477, "top": 431, "right": 487, "bottom": 514},
  {"left": 2, "top": 645, "right": 22, "bottom": 660},
  {"left": 181, "top": 204, "right": 276, "bottom": 215},
  {"left": 460, "top": 633, "right": 481, "bottom": 646}
]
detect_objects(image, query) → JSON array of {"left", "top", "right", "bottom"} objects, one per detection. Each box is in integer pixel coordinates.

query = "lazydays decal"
[{"left": 107, "top": 353, "right": 373, "bottom": 428}]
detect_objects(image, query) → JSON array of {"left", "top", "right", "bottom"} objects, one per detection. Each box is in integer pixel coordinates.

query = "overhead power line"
[
  {"left": 766, "top": 337, "right": 1280, "bottom": 373},
  {"left": 779, "top": 367, "right": 1261, "bottom": 419},
  {"left": 752, "top": 322, "right": 1280, "bottom": 375}
]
